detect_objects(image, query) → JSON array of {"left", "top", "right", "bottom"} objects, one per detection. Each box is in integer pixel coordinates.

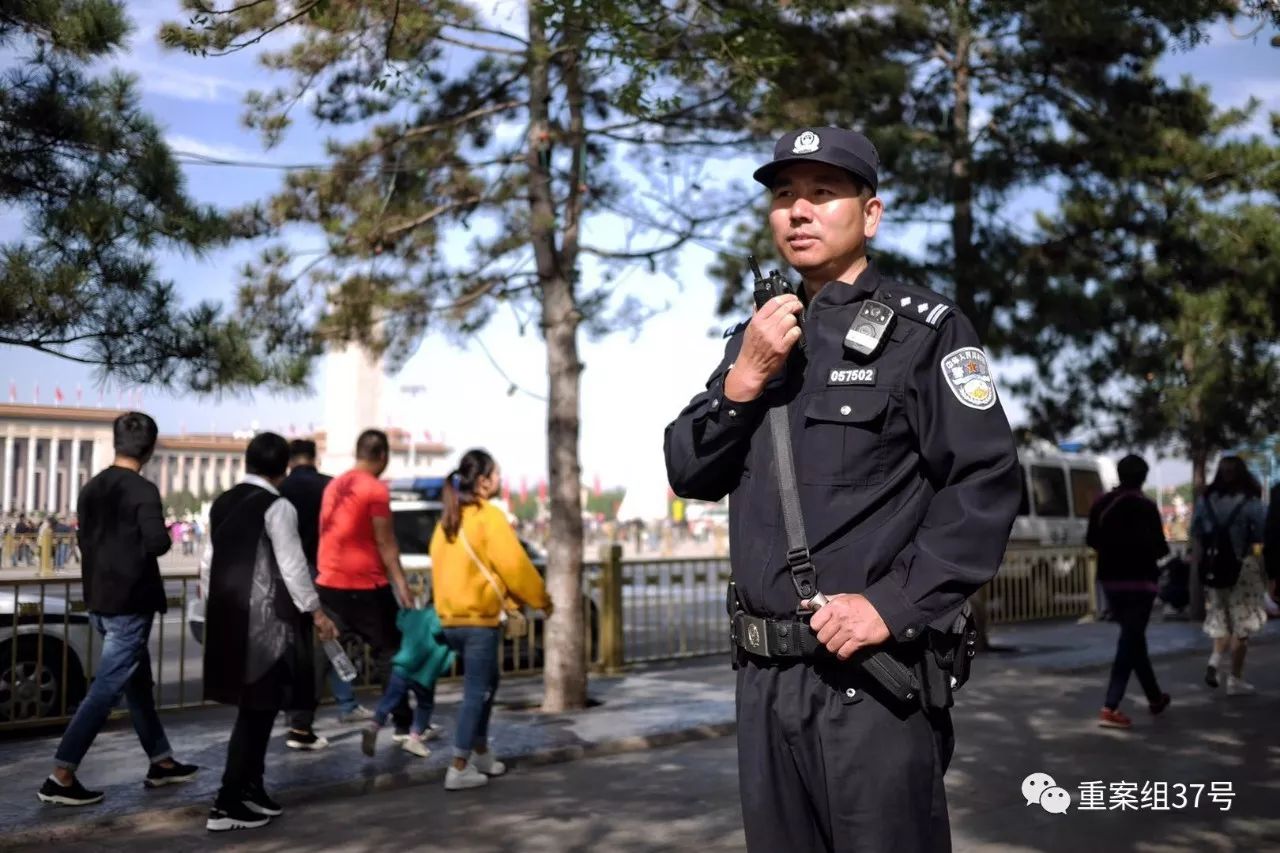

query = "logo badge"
[
  {"left": 941, "top": 347, "right": 997, "bottom": 410},
  {"left": 792, "top": 131, "right": 821, "bottom": 154},
  {"left": 747, "top": 624, "right": 762, "bottom": 649}
]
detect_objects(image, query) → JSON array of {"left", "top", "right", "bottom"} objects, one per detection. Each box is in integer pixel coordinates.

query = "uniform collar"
[
  {"left": 243, "top": 474, "right": 280, "bottom": 496},
  {"left": 809, "top": 259, "right": 882, "bottom": 309}
]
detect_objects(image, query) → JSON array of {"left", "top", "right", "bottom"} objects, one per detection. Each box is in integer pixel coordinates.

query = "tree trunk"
[
  {"left": 527, "top": 5, "right": 587, "bottom": 712},
  {"left": 1184, "top": 340, "right": 1208, "bottom": 620},
  {"left": 948, "top": 5, "right": 983, "bottom": 336}
]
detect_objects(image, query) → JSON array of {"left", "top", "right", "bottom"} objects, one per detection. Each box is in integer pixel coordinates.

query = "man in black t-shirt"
[{"left": 38, "top": 413, "right": 200, "bottom": 807}]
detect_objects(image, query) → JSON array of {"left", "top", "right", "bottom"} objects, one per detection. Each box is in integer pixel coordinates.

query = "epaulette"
[
  {"left": 875, "top": 286, "right": 954, "bottom": 329},
  {"left": 723, "top": 319, "right": 749, "bottom": 339}
]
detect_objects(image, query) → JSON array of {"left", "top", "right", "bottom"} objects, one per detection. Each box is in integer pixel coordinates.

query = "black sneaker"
[
  {"left": 243, "top": 783, "right": 283, "bottom": 817},
  {"left": 37, "top": 776, "right": 104, "bottom": 806},
  {"left": 207, "top": 799, "right": 271, "bottom": 832},
  {"left": 1205, "top": 665, "right": 1219, "bottom": 688},
  {"left": 145, "top": 760, "right": 200, "bottom": 788},
  {"left": 285, "top": 728, "right": 330, "bottom": 751}
]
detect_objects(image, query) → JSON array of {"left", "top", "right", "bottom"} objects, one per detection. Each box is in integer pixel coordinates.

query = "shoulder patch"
[
  {"left": 877, "top": 288, "right": 953, "bottom": 329},
  {"left": 940, "top": 347, "right": 997, "bottom": 410},
  {"left": 723, "top": 319, "right": 748, "bottom": 339}
]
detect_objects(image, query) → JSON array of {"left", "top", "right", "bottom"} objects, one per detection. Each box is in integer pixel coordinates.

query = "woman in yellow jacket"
[{"left": 430, "top": 449, "right": 551, "bottom": 791}]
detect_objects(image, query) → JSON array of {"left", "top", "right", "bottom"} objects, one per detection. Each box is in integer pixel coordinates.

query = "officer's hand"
[
  {"left": 803, "top": 594, "right": 891, "bottom": 661},
  {"left": 724, "top": 295, "right": 804, "bottom": 402}
]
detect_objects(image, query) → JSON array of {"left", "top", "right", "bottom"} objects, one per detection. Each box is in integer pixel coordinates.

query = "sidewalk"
[{"left": 0, "top": 615, "right": 1273, "bottom": 848}]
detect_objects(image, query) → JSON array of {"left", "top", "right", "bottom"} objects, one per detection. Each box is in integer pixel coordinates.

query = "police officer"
[{"left": 664, "top": 127, "right": 1021, "bottom": 852}]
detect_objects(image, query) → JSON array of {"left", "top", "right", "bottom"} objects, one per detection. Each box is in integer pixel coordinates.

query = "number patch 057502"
[{"left": 827, "top": 367, "right": 877, "bottom": 386}]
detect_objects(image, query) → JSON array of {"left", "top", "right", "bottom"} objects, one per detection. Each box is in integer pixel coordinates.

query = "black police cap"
[{"left": 753, "top": 127, "right": 880, "bottom": 193}]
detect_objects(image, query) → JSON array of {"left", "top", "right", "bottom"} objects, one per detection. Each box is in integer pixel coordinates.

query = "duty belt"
[
  {"left": 731, "top": 610, "right": 924, "bottom": 707},
  {"left": 732, "top": 612, "right": 820, "bottom": 659}
]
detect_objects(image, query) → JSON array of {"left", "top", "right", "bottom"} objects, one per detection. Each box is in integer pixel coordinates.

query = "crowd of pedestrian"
[
  {"left": 1087, "top": 452, "right": 1278, "bottom": 730},
  {"left": 1, "top": 512, "right": 78, "bottom": 569},
  {"left": 34, "top": 413, "right": 551, "bottom": 835}
]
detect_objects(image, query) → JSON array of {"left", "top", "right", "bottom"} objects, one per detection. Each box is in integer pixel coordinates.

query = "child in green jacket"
[{"left": 362, "top": 607, "right": 456, "bottom": 758}]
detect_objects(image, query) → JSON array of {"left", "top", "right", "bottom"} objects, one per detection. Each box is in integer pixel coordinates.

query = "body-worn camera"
[{"left": 749, "top": 256, "right": 805, "bottom": 348}]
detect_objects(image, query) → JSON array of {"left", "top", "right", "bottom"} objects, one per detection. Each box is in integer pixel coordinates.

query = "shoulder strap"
[
  {"left": 765, "top": 401, "right": 921, "bottom": 700},
  {"left": 767, "top": 406, "right": 818, "bottom": 610},
  {"left": 459, "top": 527, "right": 513, "bottom": 611}
]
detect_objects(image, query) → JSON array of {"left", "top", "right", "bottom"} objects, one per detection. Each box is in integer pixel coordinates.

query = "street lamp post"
[{"left": 400, "top": 383, "right": 427, "bottom": 472}]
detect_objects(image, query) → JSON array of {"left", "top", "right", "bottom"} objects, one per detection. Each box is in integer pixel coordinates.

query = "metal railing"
[{"left": 2, "top": 543, "right": 1101, "bottom": 731}]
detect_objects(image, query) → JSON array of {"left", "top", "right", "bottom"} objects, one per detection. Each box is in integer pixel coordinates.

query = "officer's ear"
[{"left": 862, "top": 195, "right": 884, "bottom": 239}]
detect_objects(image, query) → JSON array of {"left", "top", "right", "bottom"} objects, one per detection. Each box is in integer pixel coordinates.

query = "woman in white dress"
[{"left": 1190, "top": 456, "right": 1268, "bottom": 696}]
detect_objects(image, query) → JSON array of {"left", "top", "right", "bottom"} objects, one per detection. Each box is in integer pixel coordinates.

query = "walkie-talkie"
[{"left": 749, "top": 255, "right": 805, "bottom": 348}]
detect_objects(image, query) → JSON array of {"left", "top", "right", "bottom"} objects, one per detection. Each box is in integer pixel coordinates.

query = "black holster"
[{"left": 919, "top": 602, "right": 978, "bottom": 711}]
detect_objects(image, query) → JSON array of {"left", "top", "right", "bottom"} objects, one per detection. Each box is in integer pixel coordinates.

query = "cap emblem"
[{"left": 791, "top": 131, "right": 821, "bottom": 155}]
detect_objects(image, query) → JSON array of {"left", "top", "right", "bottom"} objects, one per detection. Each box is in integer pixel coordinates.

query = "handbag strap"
[{"left": 458, "top": 527, "right": 514, "bottom": 611}]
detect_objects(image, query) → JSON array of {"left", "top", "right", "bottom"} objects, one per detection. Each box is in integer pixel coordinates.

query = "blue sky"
[{"left": 1, "top": 7, "right": 1277, "bottom": 490}]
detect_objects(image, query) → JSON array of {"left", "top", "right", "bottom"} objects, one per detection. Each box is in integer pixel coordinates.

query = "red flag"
[
  {"left": 54, "top": 386, "right": 64, "bottom": 405},
  {"left": 501, "top": 481, "right": 511, "bottom": 504},
  {"left": 537, "top": 478, "right": 547, "bottom": 503},
  {"left": 7, "top": 380, "right": 15, "bottom": 403},
  {"left": 592, "top": 473, "right": 602, "bottom": 497},
  {"left": 519, "top": 476, "right": 528, "bottom": 503}
]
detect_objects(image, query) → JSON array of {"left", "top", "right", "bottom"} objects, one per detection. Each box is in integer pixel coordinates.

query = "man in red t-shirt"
[{"left": 316, "top": 429, "right": 415, "bottom": 735}]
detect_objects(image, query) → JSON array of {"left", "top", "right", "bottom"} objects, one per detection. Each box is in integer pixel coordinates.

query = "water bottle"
[{"left": 323, "top": 639, "right": 358, "bottom": 682}]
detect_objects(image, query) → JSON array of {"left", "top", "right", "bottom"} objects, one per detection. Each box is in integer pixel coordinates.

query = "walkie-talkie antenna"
[{"left": 748, "top": 255, "right": 764, "bottom": 283}]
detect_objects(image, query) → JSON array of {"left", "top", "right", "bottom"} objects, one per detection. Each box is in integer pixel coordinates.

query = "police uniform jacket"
[{"left": 664, "top": 263, "right": 1021, "bottom": 641}]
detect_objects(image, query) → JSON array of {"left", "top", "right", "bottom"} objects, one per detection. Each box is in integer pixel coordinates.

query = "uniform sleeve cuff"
[
  {"left": 702, "top": 372, "right": 768, "bottom": 425},
  {"left": 863, "top": 576, "right": 925, "bottom": 643}
]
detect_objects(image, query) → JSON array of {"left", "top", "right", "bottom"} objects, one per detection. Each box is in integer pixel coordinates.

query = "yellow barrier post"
[
  {"left": 38, "top": 532, "right": 53, "bottom": 577},
  {"left": 598, "top": 543, "right": 624, "bottom": 673}
]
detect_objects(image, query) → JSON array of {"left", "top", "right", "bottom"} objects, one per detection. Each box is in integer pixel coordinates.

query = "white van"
[{"left": 1008, "top": 441, "right": 1118, "bottom": 548}]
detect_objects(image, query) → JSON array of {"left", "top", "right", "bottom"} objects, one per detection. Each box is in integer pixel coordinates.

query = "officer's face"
[{"left": 768, "top": 163, "right": 883, "bottom": 283}]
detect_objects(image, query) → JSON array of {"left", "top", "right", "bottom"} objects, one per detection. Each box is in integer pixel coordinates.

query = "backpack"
[{"left": 1200, "top": 499, "right": 1246, "bottom": 589}]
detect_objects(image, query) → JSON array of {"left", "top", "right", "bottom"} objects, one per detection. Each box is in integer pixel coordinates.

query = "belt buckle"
[{"left": 739, "top": 614, "right": 770, "bottom": 656}]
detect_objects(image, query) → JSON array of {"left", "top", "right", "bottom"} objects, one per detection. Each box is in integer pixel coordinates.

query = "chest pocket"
[{"left": 798, "top": 389, "right": 890, "bottom": 486}]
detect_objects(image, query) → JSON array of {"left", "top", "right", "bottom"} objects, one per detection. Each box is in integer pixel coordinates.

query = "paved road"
[{"left": 27, "top": 637, "right": 1280, "bottom": 852}]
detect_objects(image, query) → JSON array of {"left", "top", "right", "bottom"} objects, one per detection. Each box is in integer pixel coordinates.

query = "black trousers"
[
  {"left": 220, "top": 707, "right": 277, "bottom": 803},
  {"left": 288, "top": 616, "right": 334, "bottom": 731},
  {"left": 316, "top": 585, "right": 411, "bottom": 730},
  {"left": 1103, "top": 590, "right": 1161, "bottom": 710},
  {"left": 736, "top": 657, "right": 953, "bottom": 853}
]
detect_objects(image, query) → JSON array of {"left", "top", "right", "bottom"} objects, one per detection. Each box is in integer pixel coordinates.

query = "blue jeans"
[
  {"left": 54, "top": 613, "right": 173, "bottom": 771},
  {"left": 373, "top": 670, "right": 435, "bottom": 735},
  {"left": 330, "top": 667, "right": 358, "bottom": 713},
  {"left": 442, "top": 627, "right": 500, "bottom": 758}
]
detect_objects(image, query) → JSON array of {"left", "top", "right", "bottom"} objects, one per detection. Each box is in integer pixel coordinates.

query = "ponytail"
[{"left": 439, "top": 449, "right": 497, "bottom": 541}]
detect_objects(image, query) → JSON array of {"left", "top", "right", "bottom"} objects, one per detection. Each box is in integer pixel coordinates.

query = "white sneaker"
[
  {"left": 338, "top": 706, "right": 375, "bottom": 723},
  {"left": 1226, "top": 676, "right": 1256, "bottom": 696},
  {"left": 444, "top": 764, "right": 489, "bottom": 791},
  {"left": 471, "top": 751, "right": 507, "bottom": 776},
  {"left": 423, "top": 723, "right": 443, "bottom": 741},
  {"left": 401, "top": 737, "right": 431, "bottom": 758}
]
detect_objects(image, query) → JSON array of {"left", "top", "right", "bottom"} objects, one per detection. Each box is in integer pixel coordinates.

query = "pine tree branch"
[
  {"left": 437, "top": 30, "right": 526, "bottom": 56},
  {"left": 380, "top": 196, "right": 482, "bottom": 237}
]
